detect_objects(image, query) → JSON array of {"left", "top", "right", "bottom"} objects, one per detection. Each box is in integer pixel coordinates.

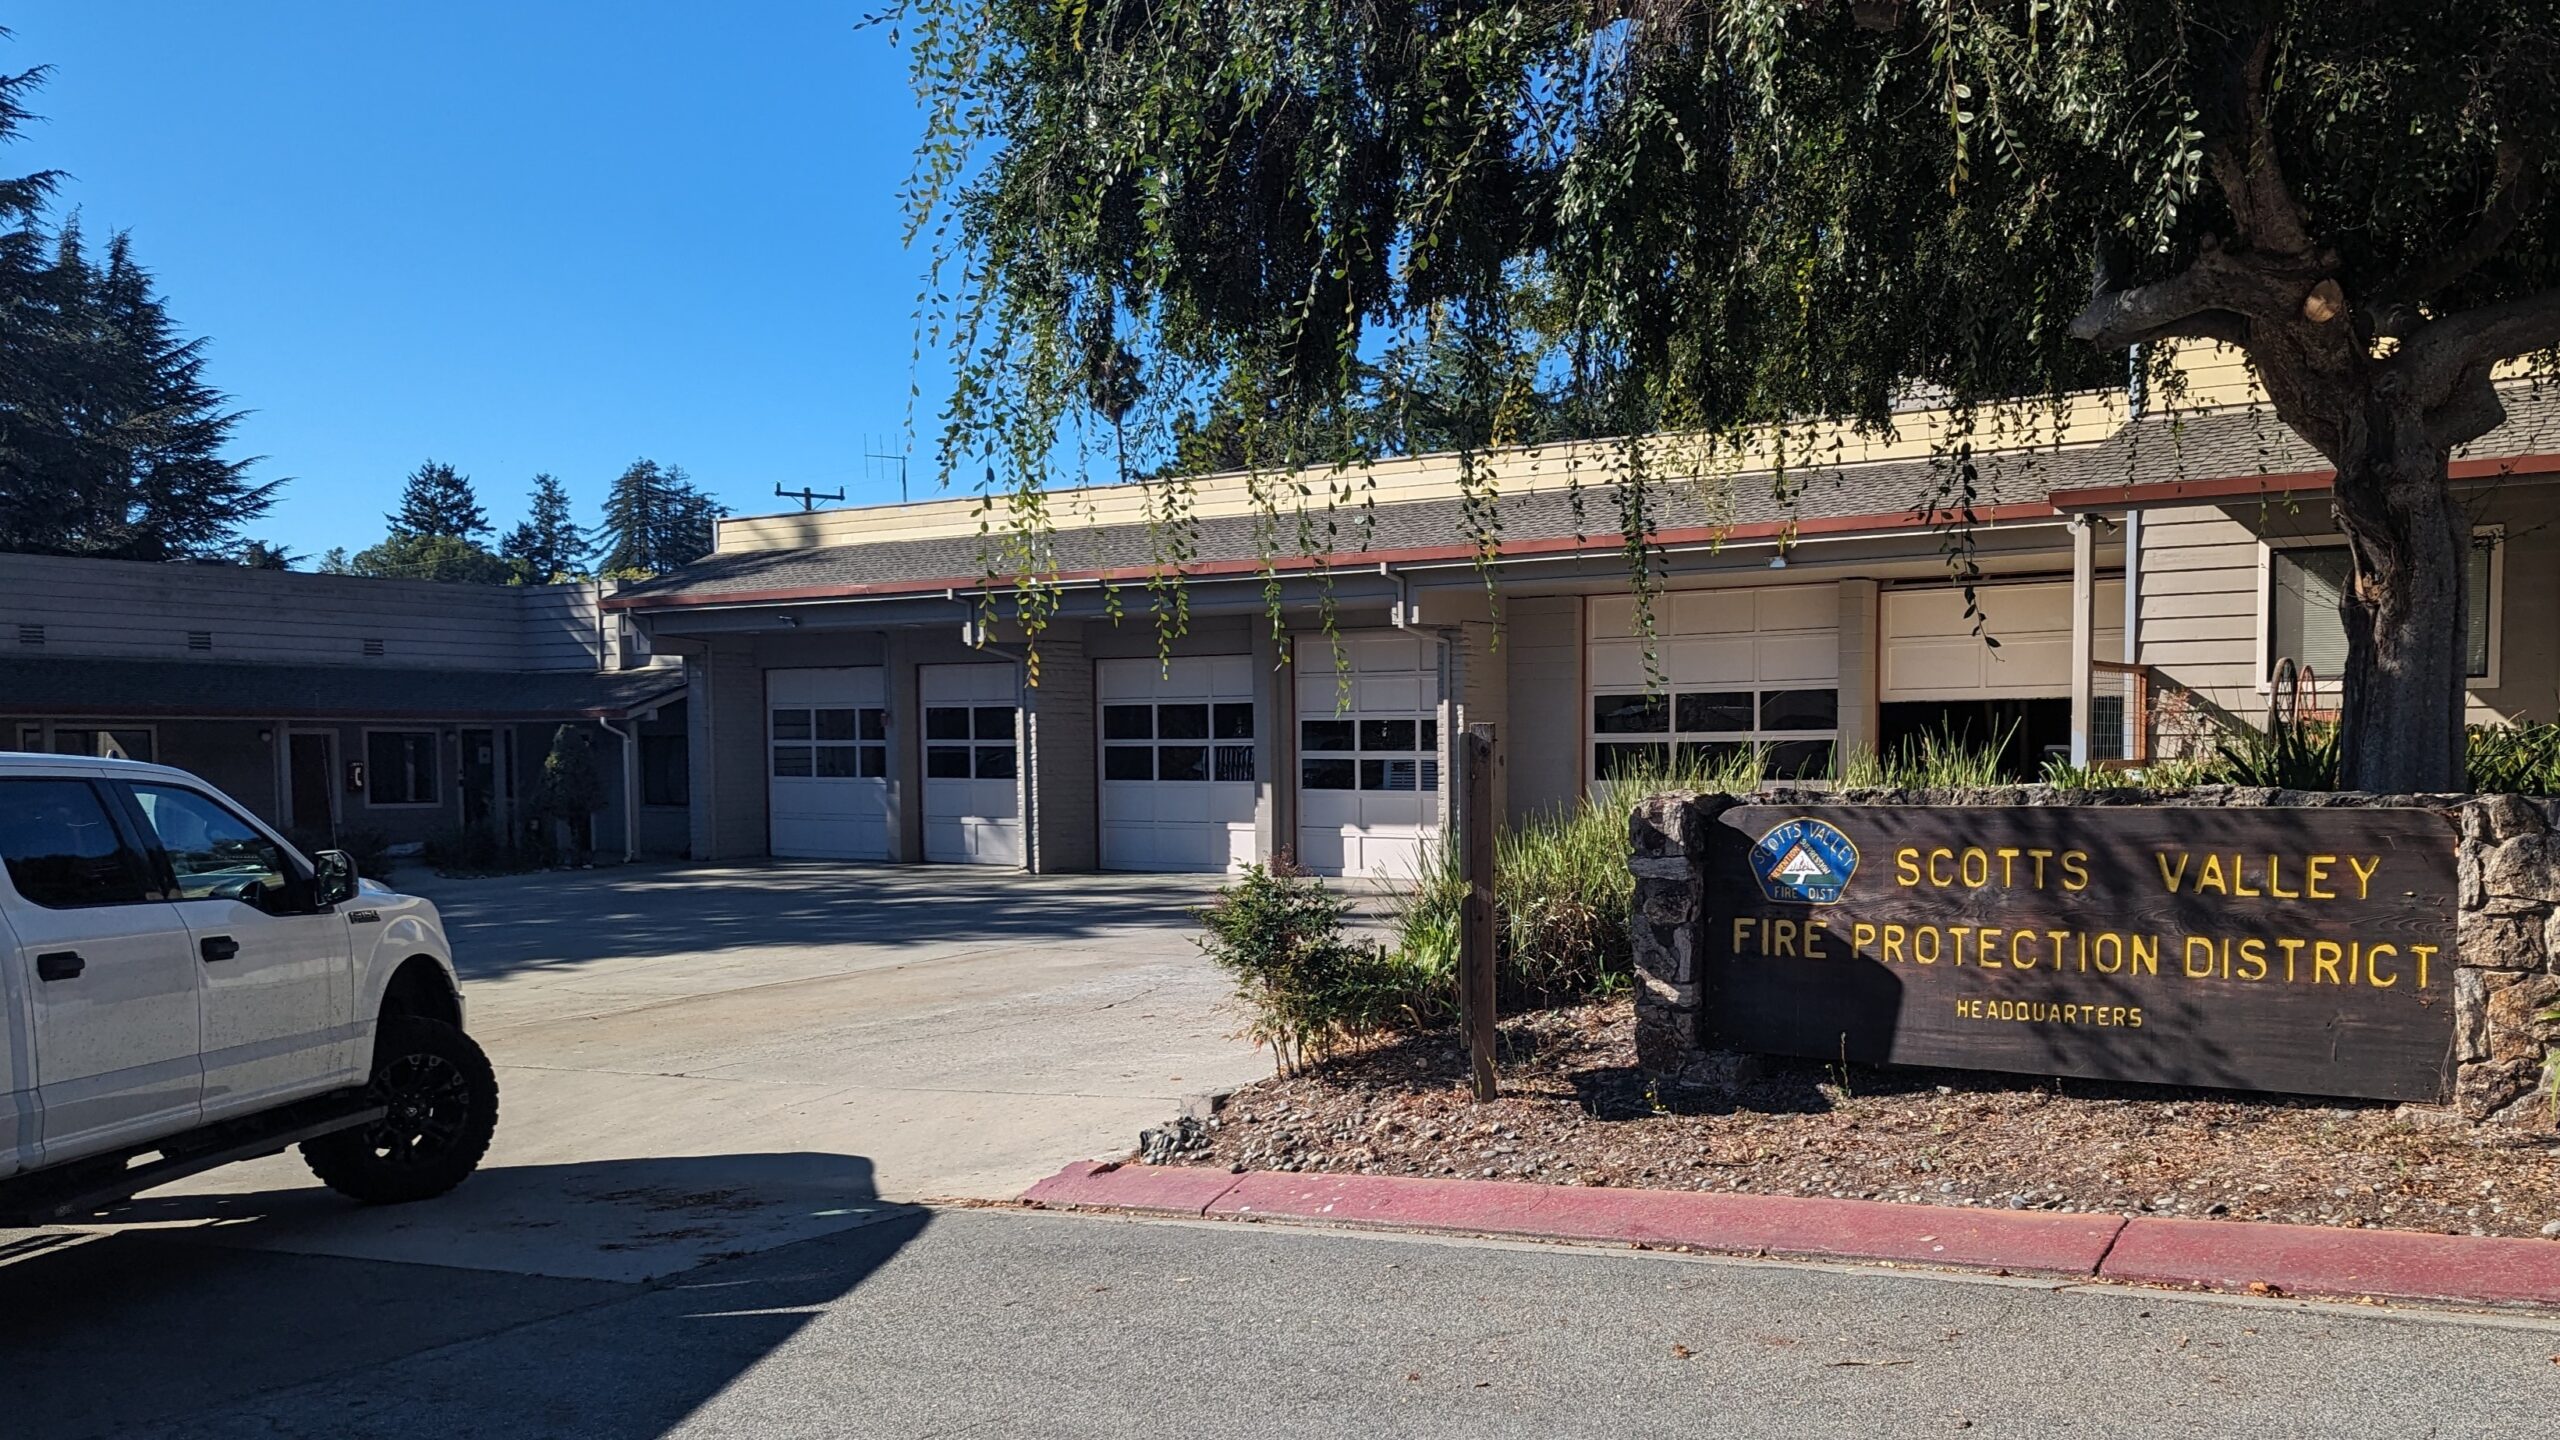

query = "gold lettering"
[
  {"left": 2028, "top": 848, "right": 2054, "bottom": 888},
  {"left": 2278, "top": 936, "right": 2306, "bottom": 982},
  {"left": 2197, "top": 853, "right": 2229, "bottom": 895},
  {"left": 1928, "top": 848, "right": 1955, "bottom": 887},
  {"left": 2347, "top": 854, "right": 2380, "bottom": 899},
  {"left": 2130, "top": 933, "right": 2160, "bottom": 977},
  {"left": 2129, "top": 1007, "right": 2143, "bottom": 1028},
  {"left": 2010, "top": 931, "right": 2038, "bottom": 969},
  {"left": 2267, "top": 855, "right": 2299, "bottom": 900},
  {"left": 1853, "top": 921, "right": 1877, "bottom": 955},
  {"left": 1770, "top": 918, "right": 1797, "bottom": 957},
  {"left": 2094, "top": 932, "right": 2124, "bottom": 974},
  {"left": 1978, "top": 927, "right": 2004, "bottom": 968},
  {"left": 1913, "top": 926, "right": 1942, "bottom": 964},
  {"left": 1882, "top": 924, "right": 1906, "bottom": 963},
  {"left": 1806, "top": 919, "right": 1831, "bottom": 956},
  {"left": 1960, "top": 847, "right": 1990, "bottom": 888},
  {"left": 2182, "top": 936, "right": 2215, "bottom": 978},
  {"left": 1731, "top": 917, "right": 1756, "bottom": 954},
  {"left": 2312, "top": 940, "right": 2344, "bottom": 985},
  {"left": 2236, "top": 937, "right": 2268, "bottom": 982},
  {"left": 1947, "top": 925, "right": 1974, "bottom": 964},
  {"left": 2412, "top": 943, "right": 2438, "bottom": 990},
  {"left": 1896, "top": 848, "right": 1921, "bottom": 887},
  {"left": 2156, "top": 851, "right": 2189, "bottom": 893},
  {"left": 1996, "top": 847, "right": 2021, "bottom": 886},
  {"left": 2305, "top": 854, "right": 2336, "bottom": 899},
  {"left": 2232, "top": 853, "right": 2262, "bottom": 899},
  {"left": 2061, "top": 851, "right": 2091, "bottom": 892}
]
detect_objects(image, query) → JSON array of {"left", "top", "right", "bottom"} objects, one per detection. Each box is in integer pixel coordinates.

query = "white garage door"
[
  {"left": 1098, "top": 656, "right": 1258, "bottom": 874},
  {"left": 1294, "top": 631, "right": 1440, "bottom": 880},
  {"left": 1587, "top": 585, "right": 1842, "bottom": 781},
  {"left": 767, "top": 667, "right": 890, "bottom": 860},
  {"left": 1880, "top": 579, "right": 2123, "bottom": 701},
  {"left": 921, "top": 661, "right": 1022, "bottom": 867}
]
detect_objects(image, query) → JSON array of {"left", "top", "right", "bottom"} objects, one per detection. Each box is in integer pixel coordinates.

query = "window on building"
[
  {"left": 1301, "top": 711, "right": 1436, "bottom": 792},
  {"left": 1590, "top": 689, "right": 1840, "bottom": 781},
  {"left": 366, "top": 730, "right": 440, "bottom": 806},
  {"left": 41, "top": 727, "right": 156, "bottom": 762},
  {"left": 1103, "top": 702, "right": 1255, "bottom": 785},
  {"left": 641, "top": 733, "right": 689, "bottom": 806},
  {"left": 770, "top": 707, "right": 886, "bottom": 782},
  {"left": 0, "top": 777, "right": 158, "bottom": 908},
  {"left": 2270, "top": 536, "right": 2495, "bottom": 682}
]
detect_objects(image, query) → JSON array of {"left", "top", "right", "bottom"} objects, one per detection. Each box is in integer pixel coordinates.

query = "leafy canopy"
[{"left": 898, "top": 0, "right": 2560, "bottom": 579}]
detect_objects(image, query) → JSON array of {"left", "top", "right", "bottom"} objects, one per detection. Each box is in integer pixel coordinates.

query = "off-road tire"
[{"left": 302, "top": 1016, "right": 499, "bottom": 1204}]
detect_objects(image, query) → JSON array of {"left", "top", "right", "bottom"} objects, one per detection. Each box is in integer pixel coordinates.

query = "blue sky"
[{"left": 7, "top": 3, "right": 945, "bottom": 559}]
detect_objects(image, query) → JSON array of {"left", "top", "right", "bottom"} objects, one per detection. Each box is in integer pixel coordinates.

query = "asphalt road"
[{"left": 22, "top": 1207, "right": 2554, "bottom": 1440}]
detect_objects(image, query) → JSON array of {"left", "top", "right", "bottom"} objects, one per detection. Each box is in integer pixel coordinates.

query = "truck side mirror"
[{"left": 313, "top": 850, "right": 360, "bottom": 907}]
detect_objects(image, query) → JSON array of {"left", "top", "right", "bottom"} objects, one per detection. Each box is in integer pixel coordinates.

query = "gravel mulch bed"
[{"left": 1162, "top": 1000, "right": 2560, "bottom": 1240}]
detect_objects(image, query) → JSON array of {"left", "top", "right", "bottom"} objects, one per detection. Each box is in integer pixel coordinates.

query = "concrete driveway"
[{"left": 66, "top": 862, "right": 1271, "bottom": 1282}]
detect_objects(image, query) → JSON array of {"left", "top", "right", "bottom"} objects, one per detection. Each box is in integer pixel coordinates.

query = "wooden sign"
[{"left": 1701, "top": 804, "right": 2460, "bottom": 1102}]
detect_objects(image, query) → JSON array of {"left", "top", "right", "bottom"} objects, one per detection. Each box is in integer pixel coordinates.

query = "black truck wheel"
[{"left": 302, "top": 1016, "right": 499, "bottom": 1204}]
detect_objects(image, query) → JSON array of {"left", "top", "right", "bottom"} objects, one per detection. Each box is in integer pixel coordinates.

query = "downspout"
[{"left": 597, "top": 712, "right": 640, "bottom": 863}]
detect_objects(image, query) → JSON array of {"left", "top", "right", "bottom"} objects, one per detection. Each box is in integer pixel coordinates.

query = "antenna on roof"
[
  {"left": 773, "top": 482, "right": 845, "bottom": 512},
  {"left": 864, "top": 436, "right": 910, "bottom": 505}
]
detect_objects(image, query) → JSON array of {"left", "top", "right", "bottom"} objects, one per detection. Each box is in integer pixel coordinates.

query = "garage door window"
[
  {"left": 772, "top": 706, "right": 888, "bottom": 779},
  {"left": 1302, "top": 714, "right": 1436, "bottom": 791},
  {"left": 1592, "top": 689, "right": 1838, "bottom": 780},
  {"left": 927, "top": 705, "right": 1016, "bottom": 780},
  {"left": 1103, "top": 702, "right": 1254, "bottom": 784}
]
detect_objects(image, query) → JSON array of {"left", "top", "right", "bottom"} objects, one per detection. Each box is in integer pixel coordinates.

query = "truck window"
[
  {"left": 129, "top": 784, "right": 292, "bottom": 901},
  {"left": 0, "top": 778, "right": 158, "bottom": 908}
]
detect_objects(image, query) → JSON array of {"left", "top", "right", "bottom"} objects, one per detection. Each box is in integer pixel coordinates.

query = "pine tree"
[
  {"left": 234, "top": 538, "right": 298, "bottom": 569},
  {"left": 499, "top": 472, "right": 582, "bottom": 583},
  {"left": 594, "top": 458, "right": 724, "bottom": 576},
  {"left": 0, "top": 57, "right": 277, "bottom": 562},
  {"left": 384, "top": 460, "right": 489, "bottom": 541}
]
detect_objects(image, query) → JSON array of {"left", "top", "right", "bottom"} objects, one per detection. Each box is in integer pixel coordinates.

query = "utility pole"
[{"left": 773, "top": 483, "right": 845, "bottom": 512}]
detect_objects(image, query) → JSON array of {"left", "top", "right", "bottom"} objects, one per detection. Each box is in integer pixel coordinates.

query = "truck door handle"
[
  {"left": 35, "top": 950, "right": 83, "bottom": 981},
  {"left": 199, "top": 936, "right": 240, "bottom": 963}
]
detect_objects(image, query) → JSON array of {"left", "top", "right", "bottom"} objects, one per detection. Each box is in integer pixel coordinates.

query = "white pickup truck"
[{"left": 0, "top": 752, "right": 498, "bottom": 1223}]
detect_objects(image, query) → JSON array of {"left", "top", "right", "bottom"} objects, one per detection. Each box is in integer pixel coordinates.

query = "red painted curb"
[
  {"left": 2104, "top": 1216, "right": 2560, "bottom": 1309},
  {"left": 1206, "top": 1170, "right": 2123, "bottom": 1276},
  {"left": 1021, "top": 1160, "right": 1243, "bottom": 1217}
]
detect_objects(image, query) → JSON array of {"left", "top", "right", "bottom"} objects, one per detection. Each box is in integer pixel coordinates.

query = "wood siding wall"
[{"left": 0, "top": 553, "right": 632, "bottom": 672}]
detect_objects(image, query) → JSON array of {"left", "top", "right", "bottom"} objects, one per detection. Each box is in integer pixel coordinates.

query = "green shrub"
[
  {"left": 2214, "top": 719, "right": 2340, "bottom": 789},
  {"left": 2040, "top": 758, "right": 2133, "bottom": 791},
  {"left": 2467, "top": 722, "right": 2560, "bottom": 795},
  {"left": 1195, "top": 864, "right": 1442, "bottom": 1074}
]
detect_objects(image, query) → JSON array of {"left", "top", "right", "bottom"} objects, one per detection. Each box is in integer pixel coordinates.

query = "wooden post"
[{"left": 1459, "top": 723, "right": 1499, "bottom": 1100}]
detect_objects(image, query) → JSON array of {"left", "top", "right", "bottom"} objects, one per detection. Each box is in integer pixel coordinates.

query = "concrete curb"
[{"left": 1020, "top": 1162, "right": 2560, "bottom": 1311}]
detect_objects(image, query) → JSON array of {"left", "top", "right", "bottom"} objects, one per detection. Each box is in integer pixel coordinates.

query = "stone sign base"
[{"left": 1629, "top": 787, "right": 2560, "bottom": 1124}]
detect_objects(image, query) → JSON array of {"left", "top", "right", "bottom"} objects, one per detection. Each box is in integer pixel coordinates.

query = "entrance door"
[
  {"left": 459, "top": 728, "right": 496, "bottom": 830},
  {"left": 287, "top": 732, "right": 336, "bottom": 838},
  {"left": 1293, "top": 631, "right": 1441, "bottom": 880},
  {"left": 1098, "top": 655, "right": 1257, "bottom": 873},
  {"left": 920, "top": 662, "right": 1021, "bottom": 866},
  {"left": 767, "top": 668, "right": 891, "bottom": 860}
]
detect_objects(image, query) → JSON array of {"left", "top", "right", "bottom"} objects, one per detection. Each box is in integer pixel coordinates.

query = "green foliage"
[
  {"left": 2215, "top": 720, "right": 2343, "bottom": 790},
  {"left": 2466, "top": 721, "right": 2560, "bottom": 795},
  {"left": 1832, "top": 728, "right": 2014, "bottom": 790},
  {"left": 234, "top": 539, "right": 299, "bottom": 570},
  {"left": 2040, "top": 758, "right": 2135, "bottom": 791},
  {"left": 385, "top": 460, "right": 490, "bottom": 542},
  {"left": 593, "top": 458, "right": 724, "bottom": 577},
  {"left": 500, "top": 472, "right": 585, "bottom": 584},
  {"left": 532, "top": 724, "right": 609, "bottom": 828},
  {"left": 341, "top": 531, "right": 513, "bottom": 584},
  {"left": 1194, "top": 863, "right": 1438, "bottom": 1074},
  {"left": 0, "top": 58, "right": 277, "bottom": 562}
]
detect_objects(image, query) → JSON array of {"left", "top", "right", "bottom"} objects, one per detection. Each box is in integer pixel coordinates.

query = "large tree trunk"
[{"left": 2328, "top": 415, "right": 2470, "bottom": 793}]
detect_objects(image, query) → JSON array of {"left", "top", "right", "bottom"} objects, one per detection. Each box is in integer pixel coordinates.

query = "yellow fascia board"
[{"left": 715, "top": 387, "right": 2128, "bottom": 555}]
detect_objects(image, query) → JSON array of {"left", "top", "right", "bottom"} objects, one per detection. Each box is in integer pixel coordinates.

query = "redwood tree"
[{"left": 897, "top": 0, "right": 2560, "bottom": 790}]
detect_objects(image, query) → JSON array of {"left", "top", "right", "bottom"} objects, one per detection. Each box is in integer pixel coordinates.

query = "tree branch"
[
  {"left": 2369, "top": 139, "right": 2543, "bottom": 336},
  {"left": 2070, "top": 245, "right": 2282, "bottom": 349},
  {"left": 2397, "top": 286, "right": 2560, "bottom": 401},
  {"left": 2199, "top": 23, "right": 2318, "bottom": 261}
]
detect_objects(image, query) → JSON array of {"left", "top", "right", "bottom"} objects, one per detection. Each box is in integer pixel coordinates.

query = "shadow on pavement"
[
  {"left": 0, "top": 1151, "right": 926, "bottom": 1440},
  {"left": 413, "top": 863, "right": 1223, "bottom": 980}
]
